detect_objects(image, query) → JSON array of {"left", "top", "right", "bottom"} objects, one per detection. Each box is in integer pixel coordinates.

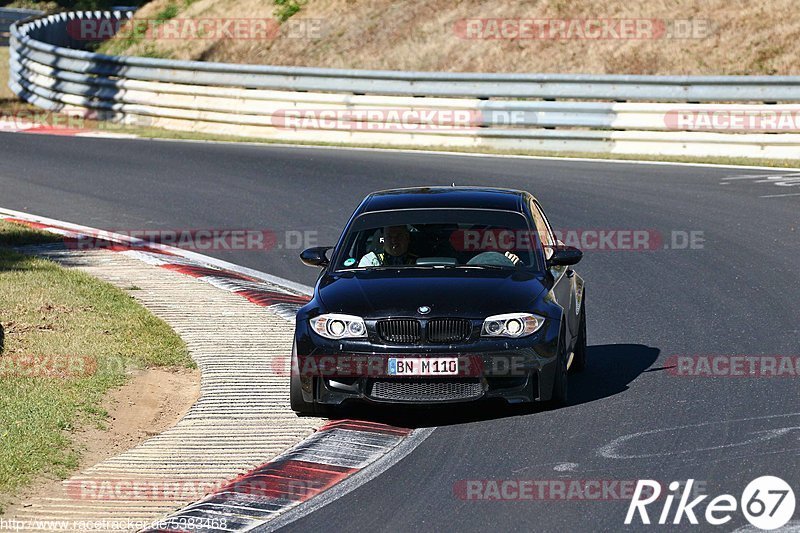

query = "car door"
[{"left": 529, "top": 199, "right": 579, "bottom": 344}]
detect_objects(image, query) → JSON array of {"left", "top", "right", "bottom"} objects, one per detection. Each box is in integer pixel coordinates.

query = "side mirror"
[
  {"left": 546, "top": 245, "right": 583, "bottom": 267},
  {"left": 300, "top": 246, "right": 332, "bottom": 268}
]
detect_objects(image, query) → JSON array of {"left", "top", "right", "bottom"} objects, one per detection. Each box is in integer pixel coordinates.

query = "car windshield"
[{"left": 333, "top": 208, "right": 543, "bottom": 272}]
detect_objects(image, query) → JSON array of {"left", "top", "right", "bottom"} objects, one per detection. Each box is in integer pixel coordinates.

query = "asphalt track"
[{"left": 1, "top": 132, "right": 799, "bottom": 532}]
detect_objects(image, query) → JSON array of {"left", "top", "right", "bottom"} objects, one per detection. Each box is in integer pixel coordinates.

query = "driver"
[{"left": 359, "top": 225, "right": 418, "bottom": 266}]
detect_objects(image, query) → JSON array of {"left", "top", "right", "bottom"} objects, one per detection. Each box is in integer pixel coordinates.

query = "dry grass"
[
  {"left": 98, "top": 0, "right": 799, "bottom": 75},
  {"left": 0, "top": 47, "right": 13, "bottom": 101}
]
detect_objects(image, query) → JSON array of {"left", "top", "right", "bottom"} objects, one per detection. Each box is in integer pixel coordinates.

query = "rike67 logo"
[{"left": 626, "top": 477, "right": 796, "bottom": 530}]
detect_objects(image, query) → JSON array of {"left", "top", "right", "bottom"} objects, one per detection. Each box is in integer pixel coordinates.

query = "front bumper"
[
  {"left": 293, "top": 317, "right": 561, "bottom": 406},
  {"left": 317, "top": 374, "right": 537, "bottom": 405}
]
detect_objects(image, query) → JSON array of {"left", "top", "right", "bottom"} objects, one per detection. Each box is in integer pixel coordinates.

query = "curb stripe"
[
  {"left": 142, "top": 426, "right": 408, "bottom": 532},
  {"left": 0, "top": 126, "right": 139, "bottom": 139},
  {"left": 319, "top": 419, "right": 412, "bottom": 436}
]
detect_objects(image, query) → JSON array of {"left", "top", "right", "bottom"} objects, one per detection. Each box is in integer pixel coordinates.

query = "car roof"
[{"left": 360, "top": 186, "right": 530, "bottom": 213}]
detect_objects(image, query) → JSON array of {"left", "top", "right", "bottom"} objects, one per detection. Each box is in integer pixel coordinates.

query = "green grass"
[
  {"left": 0, "top": 222, "right": 63, "bottom": 247},
  {"left": 0, "top": 220, "right": 192, "bottom": 511},
  {"left": 273, "top": 0, "right": 304, "bottom": 22},
  {"left": 139, "top": 42, "right": 174, "bottom": 59},
  {"left": 96, "top": 4, "right": 179, "bottom": 57},
  {"left": 154, "top": 2, "right": 179, "bottom": 22}
]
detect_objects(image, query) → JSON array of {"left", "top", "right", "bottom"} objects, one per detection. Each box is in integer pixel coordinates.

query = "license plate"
[{"left": 388, "top": 357, "right": 458, "bottom": 376}]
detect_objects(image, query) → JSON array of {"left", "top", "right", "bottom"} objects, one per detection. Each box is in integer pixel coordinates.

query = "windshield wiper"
[
  {"left": 453, "top": 264, "right": 515, "bottom": 270},
  {"left": 347, "top": 265, "right": 438, "bottom": 270},
  {"left": 339, "top": 264, "right": 519, "bottom": 272}
]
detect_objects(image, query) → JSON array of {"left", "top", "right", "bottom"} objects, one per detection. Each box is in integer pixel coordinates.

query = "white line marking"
[
  {"left": 0, "top": 207, "right": 313, "bottom": 295},
  {"left": 553, "top": 462, "right": 579, "bottom": 472},
  {"left": 754, "top": 177, "right": 800, "bottom": 184},
  {"left": 128, "top": 137, "right": 800, "bottom": 172},
  {"left": 598, "top": 412, "right": 800, "bottom": 460},
  {"left": 721, "top": 173, "right": 800, "bottom": 180},
  {"left": 760, "top": 192, "right": 800, "bottom": 198}
]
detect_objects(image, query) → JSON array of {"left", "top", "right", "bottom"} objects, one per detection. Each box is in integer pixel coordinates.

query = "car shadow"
[{"left": 327, "top": 343, "right": 660, "bottom": 428}]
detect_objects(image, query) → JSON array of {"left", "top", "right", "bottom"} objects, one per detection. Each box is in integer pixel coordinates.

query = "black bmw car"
[{"left": 291, "top": 186, "right": 586, "bottom": 414}]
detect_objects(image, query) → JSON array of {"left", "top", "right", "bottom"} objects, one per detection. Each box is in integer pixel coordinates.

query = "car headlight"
[
  {"left": 310, "top": 313, "right": 367, "bottom": 339},
  {"left": 481, "top": 313, "right": 544, "bottom": 338}
]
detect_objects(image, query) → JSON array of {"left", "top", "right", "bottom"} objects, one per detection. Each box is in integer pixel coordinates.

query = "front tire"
[
  {"left": 289, "top": 344, "right": 326, "bottom": 416},
  {"left": 570, "top": 304, "right": 587, "bottom": 374},
  {"left": 549, "top": 335, "right": 569, "bottom": 407}
]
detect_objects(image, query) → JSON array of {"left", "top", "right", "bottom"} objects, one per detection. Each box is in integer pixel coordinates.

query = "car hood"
[{"left": 316, "top": 268, "right": 548, "bottom": 318}]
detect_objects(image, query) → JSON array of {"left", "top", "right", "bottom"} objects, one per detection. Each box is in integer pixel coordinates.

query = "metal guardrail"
[
  {"left": 7, "top": 10, "right": 800, "bottom": 158},
  {"left": 0, "top": 7, "right": 40, "bottom": 46}
]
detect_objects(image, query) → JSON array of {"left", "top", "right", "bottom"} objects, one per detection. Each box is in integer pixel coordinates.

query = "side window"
[{"left": 529, "top": 199, "right": 555, "bottom": 259}]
